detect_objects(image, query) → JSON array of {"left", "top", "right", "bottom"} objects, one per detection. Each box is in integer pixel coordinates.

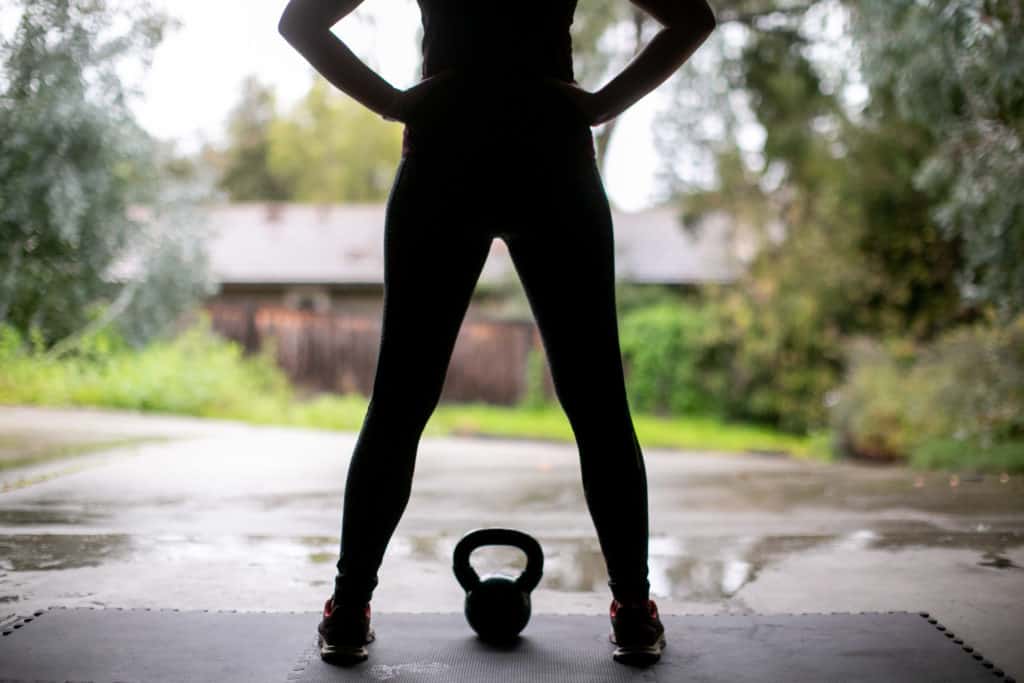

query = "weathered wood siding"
[{"left": 206, "top": 304, "right": 555, "bottom": 405}]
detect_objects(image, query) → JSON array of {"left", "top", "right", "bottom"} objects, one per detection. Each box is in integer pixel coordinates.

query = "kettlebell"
[{"left": 452, "top": 528, "right": 544, "bottom": 643}]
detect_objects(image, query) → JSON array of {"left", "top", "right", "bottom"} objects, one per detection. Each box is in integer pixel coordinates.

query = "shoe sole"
[
  {"left": 318, "top": 628, "right": 376, "bottom": 665},
  {"left": 610, "top": 631, "right": 666, "bottom": 666}
]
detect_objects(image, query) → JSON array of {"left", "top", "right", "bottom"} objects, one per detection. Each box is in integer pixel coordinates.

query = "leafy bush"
[
  {"left": 0, "top": 316, "right": 293, "bottom": 420},
  {"left": 911, "top": 439, "right": 1024, "bottom": 473},
  {"left": 0, "top": 1, "right": 213, "bottom": 349},
  {"left": 519, "top": 347, "right": 551, "bottom": 410},
  {"left": 616, "top": 294, "right": 844, "bottom": 434},
  {"left": 695, "top": 285, "right": 846, "bottom": 434},
  {"left": 619, "top": 301, "right": 719, "bottom": 416},
  {"left": 0, "top": 314, "right": 819, "bottom": 459},
  {"left": 831, "top": 317, "right": 1024, "bottom": 470},
  {"left": 829, "top": 338, "right": 932, "bottom": 461}
]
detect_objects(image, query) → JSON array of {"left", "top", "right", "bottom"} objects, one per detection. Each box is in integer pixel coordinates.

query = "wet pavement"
[{"left": 1, "top": 406, "right": 1022, "bottom": 676}]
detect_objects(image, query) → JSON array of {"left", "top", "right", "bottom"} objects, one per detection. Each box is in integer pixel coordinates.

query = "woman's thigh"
[
  {"left": 501, "top": 155, "right": 630, "bottom": 421},
  {"left": 368, "top": 155, "right": 493, "bottom": 411}
]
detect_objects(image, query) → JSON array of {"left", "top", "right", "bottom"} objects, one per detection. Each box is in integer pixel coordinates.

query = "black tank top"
[{"left": 401, "top": 0, "right": 595, "bottom": 158}]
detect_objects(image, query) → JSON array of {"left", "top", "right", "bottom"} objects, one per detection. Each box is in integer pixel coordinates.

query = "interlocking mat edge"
[{"left": 0, "top": 608, "right": 1012, "bottom": 682}]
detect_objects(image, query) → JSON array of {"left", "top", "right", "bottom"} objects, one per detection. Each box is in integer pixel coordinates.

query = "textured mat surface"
[{"left": 0, "top": 608, "right": 1009, "bottom": 682}]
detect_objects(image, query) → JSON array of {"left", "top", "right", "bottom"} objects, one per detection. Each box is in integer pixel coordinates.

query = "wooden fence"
[{"left": 206, "top": 304, "right": 555, "bottom": 405}]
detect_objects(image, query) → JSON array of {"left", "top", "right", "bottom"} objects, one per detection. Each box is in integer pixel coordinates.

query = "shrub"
[
  {"left": 829, "top": 338, "right": 933, "bottom": 461},
  {"left": 0, "top": 315, "right": 295, "bottom": 419},
  {"left": 831, "top": 316, "right": 1024, "bottom": 470},
  {"left": 619, "top": 301, "right": 720, "bottom": 416},
  {"left": 519, "top": 347, "right": 551, "bottom": 410},
  {"left": 696, "top": 287, "right": 845, "bottom": 434}
]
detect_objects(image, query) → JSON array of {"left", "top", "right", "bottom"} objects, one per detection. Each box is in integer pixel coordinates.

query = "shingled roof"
[{"left": 198, "top": 203, "right": 743, "bottom": 287}]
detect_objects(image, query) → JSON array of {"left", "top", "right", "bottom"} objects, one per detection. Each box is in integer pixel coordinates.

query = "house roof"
[{"left": 191, "top": 202, "right": 743, "bottom": 288}]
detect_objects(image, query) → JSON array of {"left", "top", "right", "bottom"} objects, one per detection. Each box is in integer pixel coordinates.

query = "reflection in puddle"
[
  {"left": 374, "top": 527, "right": 1024, "bottom": 602},
  {"left": 0, "top": 534, "right": 133, "bottom": 571},
  {"left": 374, "top": 531, "right": 832, "bottom": 601},
  {"left": 978, "top": 551, "right": 1021, "bottom": 570},
  {"left": 721, "top": 560, "right": 752, "bottom": 595},
  {"left": 670, "top": 469, "right": 1024, "bottom": 516},
  {"left": 0, "top": 505, "right": 109, "bottom": 527},
  {"left": 1, "top": 526, "right": 1019, "bottom": 609}
]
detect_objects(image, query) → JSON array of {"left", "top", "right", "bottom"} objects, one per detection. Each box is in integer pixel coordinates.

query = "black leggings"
[{"left": 333, "top": 145, "right": 651, "bottom": 606}]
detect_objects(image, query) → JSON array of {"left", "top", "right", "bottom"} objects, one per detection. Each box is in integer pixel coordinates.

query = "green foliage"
[
  {"left": 619, "top": 301, "right": 719, "bottom": 415},
  {"left": 198, "top": 73, "right": 407, "bottom": 203},
  {"left": 0, "top": 0, "right": 214, "bottom": 348},
  {"left": 0, "top": 316, "right": 289, "bottom": 418},
  {"left": 0, "top": 317, "right": 817, "bottom": 459},
  {"left": 655, "top": 5, "right": 967, "bottom": 433},
  {"left": 266, "top": 77, "right": 403, "bottom": 202},
  {"left": 695, "top": 282, "right": 846, "bottom": 434},
  {"left": 430, "top": 401, "right": 817, "bottom": 458},
  {"left": 852, "top": 0, "right": 1024, "bottom": 318},
  {"left": 614, "top": 283, "right": 690, "bottom": 315},
  {"left": 911, "top": 439, "right": 1024, "bottom": 474},
  {"left": 829, "top": 339, "right": 931, "bottom": 461},
  {"left": 0, "top": 314, "right": 374, "bottom": 430},
  {"left": 217, "top": 76, "right": 291, "bottom": 201},
  {"left": 831, "top": 317, "right": 1024, "bottom": 470},
  {"left": 519, "top": 347, "right": 550, "bottom": 411}
]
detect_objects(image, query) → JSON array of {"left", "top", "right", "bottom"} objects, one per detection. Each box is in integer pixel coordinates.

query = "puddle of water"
[
  {"left": 0, "top": 534, "right": 134, "bottom": 571},
  {"left": 1, "top": 526, "right": 1020, "bottom": 612},
  {"left": 375, "top": 527, "right": 1024, "bottom": 603},
  {"left": 667, "top": 470, "right": 1024, "bottom": 516},
  {"left": 0, "top": 434, "right": 168, "bottom": 471},
  {"left": 0, "top": 506, "right": 108, "bottom": 527},
  {"left": 978, "top": 552, "right": 1021, "bottom": 570}
]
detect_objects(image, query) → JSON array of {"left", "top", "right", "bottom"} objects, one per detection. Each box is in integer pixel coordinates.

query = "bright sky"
[{"left": 133, "top": 0, "right": 665, "bottom": 211}]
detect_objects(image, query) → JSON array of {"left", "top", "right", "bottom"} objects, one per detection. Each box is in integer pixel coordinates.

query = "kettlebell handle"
[{"left": 453, "top": 528, "right": 544, "bottom": 593}]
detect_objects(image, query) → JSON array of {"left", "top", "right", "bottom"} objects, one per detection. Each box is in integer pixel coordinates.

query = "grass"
[
  {"left": 5, "top": 320, "right": 1017, "bottom": 471},
  {"left": 426, "top": 402, "right": 823, "bottom": 458},
  {"left": 911, "top": 438, "right": 1024, "bottom": 473},
  {"left": 0, "top": 320, "right": 822, "bottom": 460}
]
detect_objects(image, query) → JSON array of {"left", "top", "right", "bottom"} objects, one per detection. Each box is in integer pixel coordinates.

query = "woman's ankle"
[
  {"left": 612, "top": 593, "right": 651, "bottom": 609},
  {"left": 611, "top": 578, "right": 651, "bottom": 608}
]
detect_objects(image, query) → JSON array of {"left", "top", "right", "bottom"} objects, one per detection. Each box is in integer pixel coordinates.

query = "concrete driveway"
[{"left": 1, "top": 406, "right": 1022, "bottom": 676}]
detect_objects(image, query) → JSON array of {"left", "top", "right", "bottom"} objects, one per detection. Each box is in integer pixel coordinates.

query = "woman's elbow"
[
  {"left": 695, "top": 1, "right": 717, "bottom": 36},
  {"left": 277, "top": 3, "right": 304, "bottom": 42},
  {"left": 659, "top": 1, "right": 716, "bottom": 39}
]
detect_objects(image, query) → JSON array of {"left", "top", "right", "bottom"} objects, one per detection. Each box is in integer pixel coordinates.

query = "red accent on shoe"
[
  {"left": 610, "top": 598, "right": 659, "bottom": 618},
  {"left": 324, "top": 597, "right": 372, "bottom": 620}
]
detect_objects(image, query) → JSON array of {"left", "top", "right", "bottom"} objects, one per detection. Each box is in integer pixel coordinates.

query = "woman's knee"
[{"left": 364, "top": 386, "right": 440, "bottom": 438}]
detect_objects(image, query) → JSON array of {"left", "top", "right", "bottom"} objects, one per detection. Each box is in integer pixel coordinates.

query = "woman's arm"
[
  {"left": 278, "top": 0, "right": 402, "bottom": 119},
  {"left": 559, "top": 0, "right": 717, "bottom": 125}
]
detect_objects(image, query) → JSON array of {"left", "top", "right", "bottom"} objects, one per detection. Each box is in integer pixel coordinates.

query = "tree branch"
[{"left": 715, "top": 4, "right": 817, "bottom": 26}]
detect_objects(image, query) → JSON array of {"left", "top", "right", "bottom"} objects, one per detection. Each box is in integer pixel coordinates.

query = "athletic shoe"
[
  {"left": 317, "top": 596, "right": 375, "bottom": 664},
  {"left": 608, "top": 598, "right": 667, "bottom": 665}
]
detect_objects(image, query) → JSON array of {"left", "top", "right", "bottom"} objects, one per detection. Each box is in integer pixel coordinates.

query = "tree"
[
  {"left": 852, "top": 0, "right": 1024, "bottom": 319},
  {"left": 647, "top": 2, "right": 967, "bottom": 431},
  {"left": 570, "top": 0, "right": 643, "bottom": 167},
  {"left": 266, "top": 76, "right": 403, "bottom": 203},
  {"left": 218, "top": 76, "right": 291, "bottom": 202},
  {"left": 570, "top": 0, "right": 818, "bottom": 171},
  {"left": 0, "top": 0, "right": 214, "bottom": 348}
]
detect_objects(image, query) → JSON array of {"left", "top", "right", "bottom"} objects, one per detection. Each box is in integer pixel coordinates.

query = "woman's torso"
[{"left": 402, "top": 0, "right": 595, "bottom": 159}]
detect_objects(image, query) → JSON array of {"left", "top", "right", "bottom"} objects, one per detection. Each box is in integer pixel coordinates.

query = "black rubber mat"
[{"left": 0, "top": 608, "right": 1010, "bottom": 682}]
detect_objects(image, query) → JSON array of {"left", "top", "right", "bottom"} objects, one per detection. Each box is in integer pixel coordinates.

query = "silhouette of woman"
[{"left": 279, "top": 0, "right": 715, "bottom": 665}]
